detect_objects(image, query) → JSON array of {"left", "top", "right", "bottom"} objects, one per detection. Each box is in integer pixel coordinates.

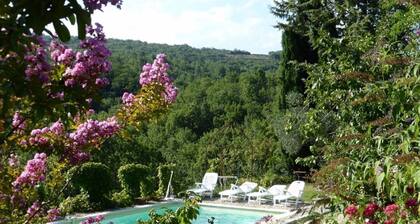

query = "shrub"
[
  {"left": 59, "top": 191, "right": 91, "bottom": 215},
  {"left": 111, "top": 190, "right": 134, "bottom": 207},
  {"left": 117, "top": 164, "right": 151, "bottom": 198},
  {"left": 69, "top": 162, "right": 114, "bottom": 204},
  {"left": 138, "top": 197, "right": 200, "bottom": 224},
  {"left": 156, "top": 164, "right": 176, "bottom": 197},
  {"left": 260, "top": 171, "right": 293, "bottom": 186}
]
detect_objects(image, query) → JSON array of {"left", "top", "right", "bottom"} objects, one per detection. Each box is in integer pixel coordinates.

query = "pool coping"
[
  {"left": 199, "top": 202, "right": 294, "bottom": 221},
  {"left": 199, "top": 201, "right": 290, "bottom": 213}
]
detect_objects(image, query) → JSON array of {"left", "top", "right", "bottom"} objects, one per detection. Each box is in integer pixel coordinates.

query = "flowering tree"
[{"left": 0, "top": 1, "right": 177, "bottom": 223}]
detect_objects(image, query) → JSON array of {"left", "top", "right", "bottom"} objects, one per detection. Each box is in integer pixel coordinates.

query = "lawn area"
[{"left": 301, "top": 183, "right": 318, "bottom": 203}]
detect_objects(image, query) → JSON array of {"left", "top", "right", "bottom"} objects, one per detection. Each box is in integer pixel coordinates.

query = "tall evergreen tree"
[{"left": 271, "top": 0, "right": 318, "bottom": 109}]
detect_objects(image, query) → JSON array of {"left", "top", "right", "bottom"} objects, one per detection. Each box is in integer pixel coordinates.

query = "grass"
[{"left": 301, "top": 183, "right": 318, "bottom": 203}]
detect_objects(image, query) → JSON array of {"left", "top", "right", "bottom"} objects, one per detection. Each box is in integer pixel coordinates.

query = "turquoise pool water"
[{"left": 57, "top": 202, "right": 281, "bottom": 224}]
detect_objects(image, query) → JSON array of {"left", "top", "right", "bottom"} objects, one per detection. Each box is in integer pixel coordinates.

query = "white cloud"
[{"left": 52, "top": 0, "right": 282, "bottom": 54}]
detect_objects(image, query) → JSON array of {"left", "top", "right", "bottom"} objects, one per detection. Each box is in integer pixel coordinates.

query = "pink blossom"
[
  {"left": 47, "top": 208, "right": 61, "bottom": 221},
  {"left": 344, "top": 204, "right": 358, "bottom": 217},
  {"left": 24, "top": 37, "right": 51, "bottom": 83},
  {"left": 50, "top": 91, "right": 65, "bottom": 100},
  {"left": 28, "top": 120, "right": 64, "bottom": 147},
  {"left": 12, "top": 112, "right": 26, "bottom": 132},
  {"left": 66, "top": 117, "right": 119, "bottom": 164},
  {"left": 121, "top": 92, "right": 135, "bottom": 106},
  {"left": 95, "top": 77, "right": 109, "bottom": 87},
  {"left": 26, "top": 201, "right": 40, "bottom": 218},
  {"left": 384, "top": 204, "right": 398, "bottom": 217},
  {"left": 363, "top": 203, "right": 379, "bottom": 217},
  {"left": 50, "top": 120, "right": 64, "bottom": 135},
  {"left": 80, "top": 214, "right": 105, "bottom": 224},
  {"left": 13, "top": 153, "right": 47, "bottom": 190},
  {"left": 83, "top": 0, "right": 122, "bottom": 12},
  {"left": 405, "top": 198, "right": 418, "bottom": 207},
  {"left": 138, "top": 53, "right": 177, "bottom": 103},
  {"left": 62, "top": 23, "right": 111, "bottom": 89},
  {"left": 365, "top": 219, "right": 377, "bottom": 224},
  {"left": 87, "top": 109, "right": 95, "bottom": 116},
  {"left": 8, "top": 154, "right": 19, "bottom": 167},
  {"left": 384, "top": 219, "right": 394, "bottom": 224},
  {"left": 50, "top": 40, "right": 74, "bottom": 66}
]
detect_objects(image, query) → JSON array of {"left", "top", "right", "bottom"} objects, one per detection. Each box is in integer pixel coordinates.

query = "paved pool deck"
[{"left": 199, "top": 198, "right": 313, "bottom": 223}]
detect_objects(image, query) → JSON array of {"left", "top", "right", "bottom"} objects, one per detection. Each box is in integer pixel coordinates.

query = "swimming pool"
[{"left": 56, "top": 202, "right": 285, "bottom": 224}]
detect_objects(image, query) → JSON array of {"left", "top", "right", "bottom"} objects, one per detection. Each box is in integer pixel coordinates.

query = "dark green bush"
[
  {"left": 69, "top": 162, "right": 114, "bottom": 204},
  {"left": 117, "top": 163, "right": 151, "bottom": 198},
  {"left": 156, "top": 164, "right": 176, "bottom": 197}
]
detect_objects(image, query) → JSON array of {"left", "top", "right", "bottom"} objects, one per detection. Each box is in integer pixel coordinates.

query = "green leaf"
[
  {"left": 53, "top": 20, "right": 70, "bottom": 42},
  {"left": 376, "top": 172, "right": 385, "bottom": 193},
  {"left": 67, "top": 14, "right": 76, "bottom": 25}
]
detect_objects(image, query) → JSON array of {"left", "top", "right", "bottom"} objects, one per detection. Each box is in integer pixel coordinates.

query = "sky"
[{"left": 84, "top": 0, "right": 282, "bottom": 54}]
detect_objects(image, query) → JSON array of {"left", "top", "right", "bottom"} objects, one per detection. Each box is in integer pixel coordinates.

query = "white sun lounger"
[
  {"left": 219, "top": 181, "right": 258, "bottom": 202},
  {"left": 247, "top": 185, "right": 286, "bottom": 205},
  {"left": 187, "top": 172, "right": 218, "bottom": 198},
  {"left": 273, "top": 181, "right": 305, "bottom": 207}
]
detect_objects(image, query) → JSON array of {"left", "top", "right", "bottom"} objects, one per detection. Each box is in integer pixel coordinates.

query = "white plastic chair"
[
  {"left": 247, "top": 185, "right": 286, "bottom": 205},
  {"left": 187, "top": 173, "right": 218, "bottom": 198},
  {"left": 219, "top": 181, "right": 258, "bottom": 202},
  {"left": 273, "top": 181, "right": 305, "bottom": 207}
]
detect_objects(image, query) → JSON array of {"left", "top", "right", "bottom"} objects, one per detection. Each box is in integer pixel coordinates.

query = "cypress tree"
[{"left": 271, "top": 0, "right": 318, "bottom": 109}]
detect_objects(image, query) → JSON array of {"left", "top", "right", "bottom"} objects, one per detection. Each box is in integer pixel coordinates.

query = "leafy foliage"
[
  {"left": 275, "top": 0, "right": 420, "bottom": 222},
  {"left": 138, "top": 197, "right": 200, "bottom": 224},
  {"left": 68, "top": 162, "right": 114, "bottom": 204},
  {"left": 117, "top": 164, "right": 151, "bottom": 198},
  {"left": 59, "top": 191, "right": 91, "bottom": 215}
]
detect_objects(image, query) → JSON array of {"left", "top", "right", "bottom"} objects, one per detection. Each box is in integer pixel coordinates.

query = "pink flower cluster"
[
  {"left": 80, "top": 214, "right": 104, "bottom": 224},
  {"left": 139, "top": 53, "right": 177, "bottom": 103},
  {"left": 12, "top": 112, "right": 26, "bottom": 132},
  {"left": 69, "top": 116, "right": 120, "bottom": 148},
  {"left": 344, "top": 204, "right": 358, "bottom": 218},
  {"left": 63, "top": 23, "right": 111, "bottom": 89},
  {"left": 405, "top": 198, "right": 418, "bottom": 207},
  {"left": 24, "top": 37, "right": 51, "bottom": 83},
  {"left": 8, "top": 154, "right": 19, "bottom": 167},
  {"left": 12, "top": 153, "right": 47, "bottom": 190},
  {"left": 121, "top": 92, "right": 135, "bottom": 106},
  {"left": 47, "top": 208, "right": 61, "bottom": 221},
  {"left": 67, "top": 149, "right": 91, "bottom": 165},
  {"left": 50, "top": 40, "right": 75, "bottom": 66},
  {"left": 66, "top": 117, "right": 119, "bottom": 164},
  {"left": 344, "top": 198, "right": 419, "bottom": 223},
  {"left": 83, "top": 0, "right": 122, "bottom": 12},
  {"left": 363, "top": 203, "right": 379, "bottom": 217},
  {"left": 28, "top": 120, "right": 64, "bottom": 146},
  {"left": 26, "top": 201, "right": 40, "bottom": 218},
  {"left": 384, "top": 204, "right": 398, "bottom": 217}
]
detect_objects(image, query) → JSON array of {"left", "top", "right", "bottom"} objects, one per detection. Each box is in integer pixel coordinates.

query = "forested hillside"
[{"left": 90, "top": 39, "right": 300, "bottom": 191}]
